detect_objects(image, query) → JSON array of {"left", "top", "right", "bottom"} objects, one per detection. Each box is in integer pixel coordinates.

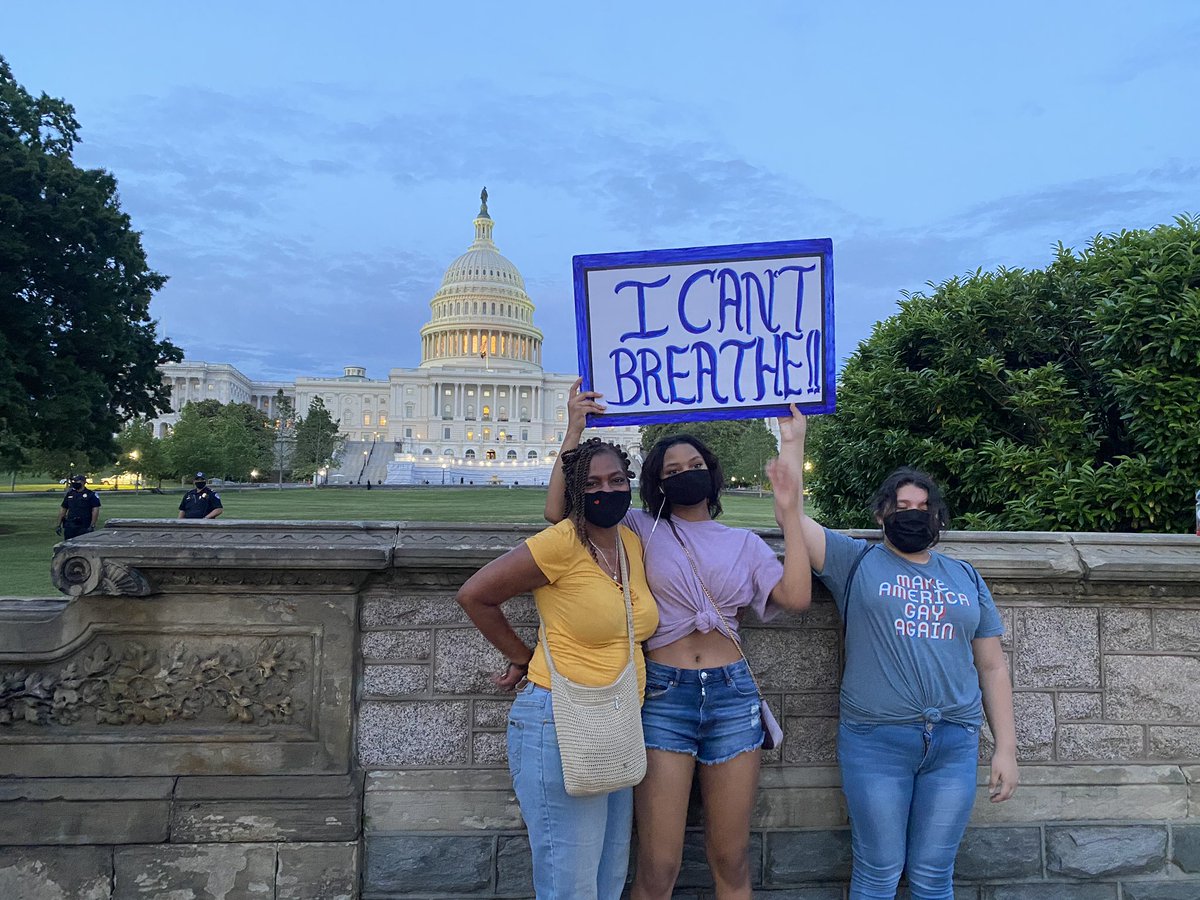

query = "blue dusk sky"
[{"left": 4, "top": 2, "right": 1198, "bottom": 382}]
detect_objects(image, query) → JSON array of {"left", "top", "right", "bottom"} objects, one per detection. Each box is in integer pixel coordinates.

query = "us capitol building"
[{"left": 150, "top": 191, "right": 641, "bottom": 485}]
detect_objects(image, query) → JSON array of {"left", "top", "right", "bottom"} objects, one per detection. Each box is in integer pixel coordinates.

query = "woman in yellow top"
[{"left": 457, "top": 437, "right": 659, "bottom": 900}]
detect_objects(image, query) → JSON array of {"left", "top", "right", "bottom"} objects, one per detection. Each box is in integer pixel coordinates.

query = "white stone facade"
[{"left": 151, "top": 195, "right": 640, "bottom": 481}]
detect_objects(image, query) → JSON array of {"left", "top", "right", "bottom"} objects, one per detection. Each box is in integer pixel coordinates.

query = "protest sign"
[{"left": 573, "top": 239, "right": 835, "bottom": 426}]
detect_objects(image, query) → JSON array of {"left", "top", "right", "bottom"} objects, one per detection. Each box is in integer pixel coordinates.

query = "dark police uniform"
[
  {"left": 179, "top": 484, "right": 223, "bottom": 519},
  {"left": 60, "top": 485, "right": 101, "bottom": 539}
]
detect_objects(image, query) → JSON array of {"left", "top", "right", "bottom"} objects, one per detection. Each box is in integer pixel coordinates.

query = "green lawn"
[{"left": 0, "top": 486, "right": 783, "bottom": 598}]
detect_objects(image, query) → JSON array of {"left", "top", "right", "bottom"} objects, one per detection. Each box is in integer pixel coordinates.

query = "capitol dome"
[{"left": 419, "top": 189, "right": 544, "bottom": 372}]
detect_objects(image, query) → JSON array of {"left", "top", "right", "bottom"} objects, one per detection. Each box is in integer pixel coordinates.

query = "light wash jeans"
[
  {"left": 507, "top": 682, "right": 633, "bottom": 899},
  {"left": 837, "top": 716, "right": 979, "bottom": 900}
]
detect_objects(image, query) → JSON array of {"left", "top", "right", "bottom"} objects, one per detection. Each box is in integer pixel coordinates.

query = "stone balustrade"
[{"left": 1, "top": 521, "right": 1198, "bottom": 898}]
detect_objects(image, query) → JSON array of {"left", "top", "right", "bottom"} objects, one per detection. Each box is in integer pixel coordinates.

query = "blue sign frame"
[{"left": 573, "top": 238, "right": 835, "bottom": 427}]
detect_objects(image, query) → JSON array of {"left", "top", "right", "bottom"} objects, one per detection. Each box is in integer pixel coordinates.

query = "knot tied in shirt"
[{"left": 694, "top": 608, "right": 732, "bottom": 635}]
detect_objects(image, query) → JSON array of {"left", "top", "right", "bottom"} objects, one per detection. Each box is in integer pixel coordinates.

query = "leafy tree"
[
  {"left": 641, "top": 418, "right": 778, "bottom": 486},
  {"left": 729, "top": 420, "right": 780, "bottom": 485},
  {"left": 115, "top": 420, "right": 170, "bottom": 487},
  {"left": 268, "top": 389, "right": 297, "bottom": 484},
  {"left": 0, "top": 55, "right": 180, "bottom": 470},
  {"left": 22, "top": 446, "right": 89, "bottom": 481},
  {"left": 292, "top": 397, "right": 345, "bottom": 481},
  {"left": 162, "top": 400, "right": 223, "bottom": 479},
  {"left": 162, "top": 400, "right": 273, "bottom": 481},
  {"left": 217, "top": 402, "right": 275, "bottom": 481},
  {"left": 809, "top": 215, "right": 1200, "bottom": 533}
]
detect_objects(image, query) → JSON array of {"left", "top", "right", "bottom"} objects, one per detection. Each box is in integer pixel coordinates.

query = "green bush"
[{"left": 810, "top": 215, "right": 1200, "bottom": 533}]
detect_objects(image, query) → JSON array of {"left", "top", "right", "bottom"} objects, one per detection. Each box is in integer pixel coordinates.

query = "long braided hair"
[{"left": 559, "top": 437, "right": 633, "bottom": 548}]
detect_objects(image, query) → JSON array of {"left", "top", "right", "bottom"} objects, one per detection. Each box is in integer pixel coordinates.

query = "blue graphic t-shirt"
[{"left": 816, "top": 528, "right": 1004, "bottom": 726}]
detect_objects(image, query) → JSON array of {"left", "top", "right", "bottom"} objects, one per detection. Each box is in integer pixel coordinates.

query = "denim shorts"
[{"left": 641, "top": 659, "right": 764, "bottom": 765}]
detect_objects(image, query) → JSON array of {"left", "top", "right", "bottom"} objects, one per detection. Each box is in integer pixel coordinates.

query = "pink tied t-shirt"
[{"left": 623, "top": 508, "right": 784, "bottom": 651}]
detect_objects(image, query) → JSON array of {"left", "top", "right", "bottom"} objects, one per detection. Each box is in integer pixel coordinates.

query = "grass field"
[{"left": 0, "top": 486, "right": 783, "bottom": 598}]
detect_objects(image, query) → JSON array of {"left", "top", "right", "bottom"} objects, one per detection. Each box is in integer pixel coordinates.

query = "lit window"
[
  {"left": 378, "top": 415, "right": 387, "bottom": 426},
  {"left": 363, "top": 414, "right": 372, "bottom": 426}
]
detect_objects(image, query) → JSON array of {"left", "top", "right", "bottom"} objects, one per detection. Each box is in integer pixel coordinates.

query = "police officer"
[
  {"left": 178, "top": 472, "right": 224, "bottom": 520},
  {"left": 56, "top": 474, "right": 101, "bottom": 539}
]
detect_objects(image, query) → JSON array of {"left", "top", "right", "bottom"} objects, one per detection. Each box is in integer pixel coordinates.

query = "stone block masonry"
[{"left": 0, "top": 522, "right": 1196, "bottom": 897}]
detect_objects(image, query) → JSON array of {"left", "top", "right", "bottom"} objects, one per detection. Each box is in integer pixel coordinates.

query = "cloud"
[
  {"left": 946, "top": 172, "right": 1191, "bottom": 240},
  {"left": 62, "top": 75, "right": 1200, "bottom": 383}
]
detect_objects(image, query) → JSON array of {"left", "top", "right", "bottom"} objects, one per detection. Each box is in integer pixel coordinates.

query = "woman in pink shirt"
[{"left": 547, "top": 379, "right": 811, "bottom": 900}]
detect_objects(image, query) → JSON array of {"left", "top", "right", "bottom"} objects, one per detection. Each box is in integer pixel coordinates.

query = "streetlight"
[
  {"left": 441, "top": 463, "right": 447, "bottom": 485},
  {"left": 128, "top": 449, "right": 141, "bottom": 491}
]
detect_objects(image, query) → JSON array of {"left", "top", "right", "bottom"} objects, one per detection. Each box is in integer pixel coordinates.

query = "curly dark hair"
[
  {"left": 559, "top": 438, "right": 633, "bottom": 546},
  {"left": 637, "top": 433, "right": 724, "bottom": 520},
  {"left": 869, "top": 467, "right": 950, "bottom": 546}
]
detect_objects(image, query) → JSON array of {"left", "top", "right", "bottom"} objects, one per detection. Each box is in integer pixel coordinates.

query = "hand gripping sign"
[{"left": 573, "top": 239, "right": 835, "bottom": 426}]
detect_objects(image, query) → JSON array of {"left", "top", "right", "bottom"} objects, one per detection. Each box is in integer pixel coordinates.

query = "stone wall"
[
  {"left": 0, "top": 520, "right": 386, "bottom": 899},
  {"left": 2, "top": 523, "right": 1199, "bottom": 898}
]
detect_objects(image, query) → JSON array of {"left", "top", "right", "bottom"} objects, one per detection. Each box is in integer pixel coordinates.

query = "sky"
[{"left": 4, "top": 2, "right": 1198, "bottom": 382}]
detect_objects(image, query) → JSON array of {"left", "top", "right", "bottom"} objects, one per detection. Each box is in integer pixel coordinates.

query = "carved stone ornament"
[
  {"left": 0, "top": 639, "right": 306, "bottom": 728},
  {"left": 149, "top": 568, "right": 362, "bottom": 591},
  {"left": 52, "top": 555, "right": 152, "bottom": 598}
]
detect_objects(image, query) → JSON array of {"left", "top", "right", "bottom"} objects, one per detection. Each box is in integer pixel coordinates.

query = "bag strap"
[
  {"left": 665, "top": 518, "right": 765, "bottom": 700},
  {"left": 540, "top": 531, "right": 634, "bottom": 679},
  {"left": 839, "top": 543, "right": 875, "bottom": 676}
]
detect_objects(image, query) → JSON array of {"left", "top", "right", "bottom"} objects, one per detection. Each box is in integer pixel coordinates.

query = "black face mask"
[
  {"left": 583, "top": 489, "right": 631, "bottom": 528},
  {"left": 70, "top": 483, "right": 84, "bottom": 492},
  {"left": 194, "top": 481, "right": 206, "bottom": 491},
  {"left": 661, "top": 469, "right": 711, "bottom": 508},
  {"left": 883, "top": 508, "right": 938, "bottom": 553}
]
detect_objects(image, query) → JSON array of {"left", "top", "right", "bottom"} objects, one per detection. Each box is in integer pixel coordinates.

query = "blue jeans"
[
  {"left": 641, "top": 659, "right": 764, "bottom": 764},
  {"left": 508, "top": 682, "right": 633, "bottom": 899},
  {"left": 837, "top": 718, "right": 980, "bottom": 900}
]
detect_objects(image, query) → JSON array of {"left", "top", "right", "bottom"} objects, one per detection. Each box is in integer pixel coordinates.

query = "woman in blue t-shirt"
[{"left": 787, "top": 410, "right": 1018, "bottom": 899}]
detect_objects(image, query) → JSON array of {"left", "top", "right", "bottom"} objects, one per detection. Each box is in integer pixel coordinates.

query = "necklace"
[{"left": 588, "top": 538, "right": 621, "bottom": 583}]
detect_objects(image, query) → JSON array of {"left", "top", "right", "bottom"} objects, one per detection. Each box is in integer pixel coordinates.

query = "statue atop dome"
[{"left": 479, "top": 186, "right": 489, "bottom": 219}]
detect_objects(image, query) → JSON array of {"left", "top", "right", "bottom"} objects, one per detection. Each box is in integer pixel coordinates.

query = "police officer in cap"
[
  {"left": 178, "top": 472, "right": 224, "bottom": 520},
  {"left": 56, "top": 474, "right": 101, "bottom": 539}
]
